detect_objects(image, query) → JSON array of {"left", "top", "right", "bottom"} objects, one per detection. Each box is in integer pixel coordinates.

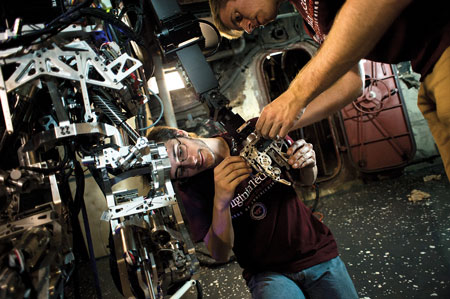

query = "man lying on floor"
[{"left": 147, "top": 120, "right": 358, "bottom": 299}]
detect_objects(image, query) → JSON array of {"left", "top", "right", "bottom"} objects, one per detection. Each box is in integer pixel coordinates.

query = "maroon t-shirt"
[
  {"left": 176, "top": 133, "right": 338, "bottom": 281},
  {"left": 290, "top": 0, "right": 450, "bottom": 79}
]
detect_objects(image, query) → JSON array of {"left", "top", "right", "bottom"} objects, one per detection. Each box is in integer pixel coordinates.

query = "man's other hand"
[
  {"left": 213, "top": 156, "right": 252, "bottom": 209},
  {"left": 286, "top": 139, "right": 316, "bottom": 169}
]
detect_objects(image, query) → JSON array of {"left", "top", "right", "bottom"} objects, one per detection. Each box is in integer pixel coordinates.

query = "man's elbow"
[
  {"left": 212, "top": 254, "right": 231, "bottom": 263},
  {"left": 204, "top": 234, "right": 233, "bottom": 262},
  {"left": 211, "top": 249, "right": 233, "bottom": 263},
  {"left": 345, "top": 75, "right": 363, "bottom": 102},
  {"left": 356, "top": 78, "right": 364, "bottom": 98},
  {"left": 355, "top": 61, "right": 365, "bottom": 98}
]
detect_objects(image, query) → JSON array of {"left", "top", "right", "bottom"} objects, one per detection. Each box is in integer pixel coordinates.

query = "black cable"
[
  {"left": 74, "top": 159, "right": 103, "bottom": 299},
  {"left": 78, "top": 8, "right": 145, "bottom": 46},
  {"left": 20, "top": 145, "right": 70, "bottom": 174},
  {"left": 0, "top": 2, "right": 144, "bottom": 50},
  {"left": 57, "top": 148, "right": 88, "bottom": 297},
  {"left": 81, "top": 143, "right": 120, "bottom": 156},
  {"left": 311, "top": 183, "right": 320, "bottom": 213},
  {"left": 138, "top": 88, "right": 164, "bottom": 131},
  {"left": 0, "top": 0, "right": 93, "bottom": 50},
  {"left": 106, "top": 22, "right": 120, "bottom": 45},
  {"left": 46, "top": 0, "right": 94, "bottom": 28},
  {"left": 117, "top": 3, "right": 144, "bottom": 35},
  {"left": 1, "top": 22, "right": 65, "bottom": 49},
  {"left": 196, "top": 280, "right": 203, "bottom": 299}
]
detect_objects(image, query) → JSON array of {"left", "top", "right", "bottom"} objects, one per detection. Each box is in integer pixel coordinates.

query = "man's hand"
[
  {"left": 255, "top": 89, "right": 306, "bottom": 139},
  {"left": 256, "top": 0, "right": 412, "bottom": 140},
  {"left": 213, "top": 156, "right": 252, "bottom": 210},
  {"left": 286, "top": 139, "right": 317, "bottom": 185},
  {"left": 207, "top": 156, "right": 250, "bottom": 263},
  {"left": 286, "top": 139, "right": 316, "bottom": 169}
]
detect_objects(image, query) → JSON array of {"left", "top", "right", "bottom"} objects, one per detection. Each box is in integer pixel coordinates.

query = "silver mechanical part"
[
  {"left": 171, "top": 280, "right": 197, "bottom": 299},
  {"left": 20, "top": 122, "right": 124, "bottom": 155},
  {"left": 0, "top": 17, "right": 198, "bottom": 299},
  {"left": 0, "top": 67, "right": 13, "bottom": 134},
  {"left": 1, "top": 41, "right": 142, "bottom": 121},
  {"left": 0, "top": 208, "right": 54, "bottom": 240},
  {"left": 102, "top": 141, "right": 176, "bottom": 222},
  {"left": 240, "top": 129, "right": 292, "bottom": 186},
  {"left": 257, "top": 153, "right": 272, "bottom": 167},
  {"left": 272, "top": 167, "right": 281, "bottom": 176}
]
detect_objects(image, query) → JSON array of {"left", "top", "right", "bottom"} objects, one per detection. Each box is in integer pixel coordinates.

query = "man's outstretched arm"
[
  {"left": 256, "top": 0, "right": 412, "bottom": 138},
  {"left": 295, "top": 62, "right": 363, "bottom": 129}
]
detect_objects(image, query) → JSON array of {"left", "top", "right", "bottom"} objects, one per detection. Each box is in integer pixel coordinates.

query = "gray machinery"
[
  {"left": 0, "top": 1, "right": 197, "bottom": 298},
  {"left": 0, "top": 0, "right": 295, "bottom": 298}
]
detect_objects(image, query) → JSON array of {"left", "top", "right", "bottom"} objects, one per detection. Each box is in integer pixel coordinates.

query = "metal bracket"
[
  {"left": 0, "top": 209, "right": 55, "bottom": 240},
  {"left": 0, "top": 67, "right": 13, "bottom": 134},
  {"left": 107, "top": 193, "right": 177, "bottom": 221},
  {"left": 1, "top": 41, "right": 142, "bottom": 121}
]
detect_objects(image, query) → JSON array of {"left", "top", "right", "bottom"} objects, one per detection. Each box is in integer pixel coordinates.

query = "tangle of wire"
[
  {"left": 138, "top": 88, "right": 164, "bottom": 131},
  {"left": 0, "top": 0, "right": 143, "bottom": 50},
  {"left": 117, "top": 0, "right": 144, "bottom": 36},
  {"left": 0, "top": 0, "right": 92, "bottom": 49}
]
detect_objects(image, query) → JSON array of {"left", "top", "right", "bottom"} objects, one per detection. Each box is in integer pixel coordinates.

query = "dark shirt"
[
  {"left": 290, "top": 0, "right": 450, "bottom": 79},
  {"left": 176, "top": 131, "right": 338, "bottom": 281}
]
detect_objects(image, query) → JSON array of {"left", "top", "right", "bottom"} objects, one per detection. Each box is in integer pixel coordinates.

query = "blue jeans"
[{"left": 247, "top": 256, "right": 358, "bottom": 299}]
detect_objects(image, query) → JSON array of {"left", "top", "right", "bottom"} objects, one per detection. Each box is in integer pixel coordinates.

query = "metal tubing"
[
  {"left": 170, "top": 280, "right": 196, "bottom": 299},
  {"left": 207, "top": 37, "right": 246, "bottom": 62},
  {"left": 152, "top": 54, "right": 177, "bottom": 128}
]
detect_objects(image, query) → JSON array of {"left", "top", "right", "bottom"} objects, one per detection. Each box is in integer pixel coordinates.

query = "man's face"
[
  {"left": 165, "top": 137, "right": 217, "bottom": 179},
  {"left": 219, "top": 0, "right": 280, "bottom": 34}
]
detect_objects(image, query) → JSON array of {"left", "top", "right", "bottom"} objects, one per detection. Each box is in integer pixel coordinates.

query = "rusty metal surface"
[{"left": 340, "top": 61, "right": 416, "bottom": 172}]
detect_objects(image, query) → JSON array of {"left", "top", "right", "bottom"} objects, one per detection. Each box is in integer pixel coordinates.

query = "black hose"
[
  {"left": 74, "top": 159, "right": 103, "bottom": 298},
  {"left": 311, "top": 183, "right": 320, "bottom": 212},
  {"left": 20, "top": 145, "right": 70, "bottom": 174},
  {"left": 117, "top": 3, "right": 144, "bottom": 35},
  {"left": 0, "top": 0, "right": 93, "bottom": 49},
  {"left": 196, "top": 280, "right": 203, "bottom": 299},
  {"left": 0, "top": 2, "right": 144, "bottom": 50},
  {"left": 79, "top": 8, "right": 145, "bottom": 46}
]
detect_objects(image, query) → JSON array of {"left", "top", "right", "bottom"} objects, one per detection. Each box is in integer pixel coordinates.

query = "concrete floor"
[
  {"left": 66, "top": 159, "right": 450, "bottom": 299},
  {"left": 318, "top": 160, "right": 450, "bottom": 298}
]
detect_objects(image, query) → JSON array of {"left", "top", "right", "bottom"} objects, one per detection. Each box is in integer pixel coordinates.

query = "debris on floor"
[
  {"left": 423, "top": 174, "right": 441, "bottom": 182},
  {"left": 407, "top": 189, "right": 431, "bottom": 202}
]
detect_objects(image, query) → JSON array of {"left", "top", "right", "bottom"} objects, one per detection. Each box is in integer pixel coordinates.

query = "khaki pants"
[{"left": 417, "top": 46, "right": 450, "bottom": 181}]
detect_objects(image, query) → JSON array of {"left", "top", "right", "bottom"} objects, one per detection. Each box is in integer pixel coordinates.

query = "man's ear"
[{"left": 176, "top": 130, "right": 189, "bottom": 137}]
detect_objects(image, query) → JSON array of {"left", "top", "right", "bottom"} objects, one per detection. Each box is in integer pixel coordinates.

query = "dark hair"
[
  {"left": 146, "top": 126, "right": 197, "bottom": 185},
  {"left": 146, "top": 126, "right": 199, "bottom": 143},
  {"left": 146, "top": 126, "right": 179, "bottom": 143}
]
